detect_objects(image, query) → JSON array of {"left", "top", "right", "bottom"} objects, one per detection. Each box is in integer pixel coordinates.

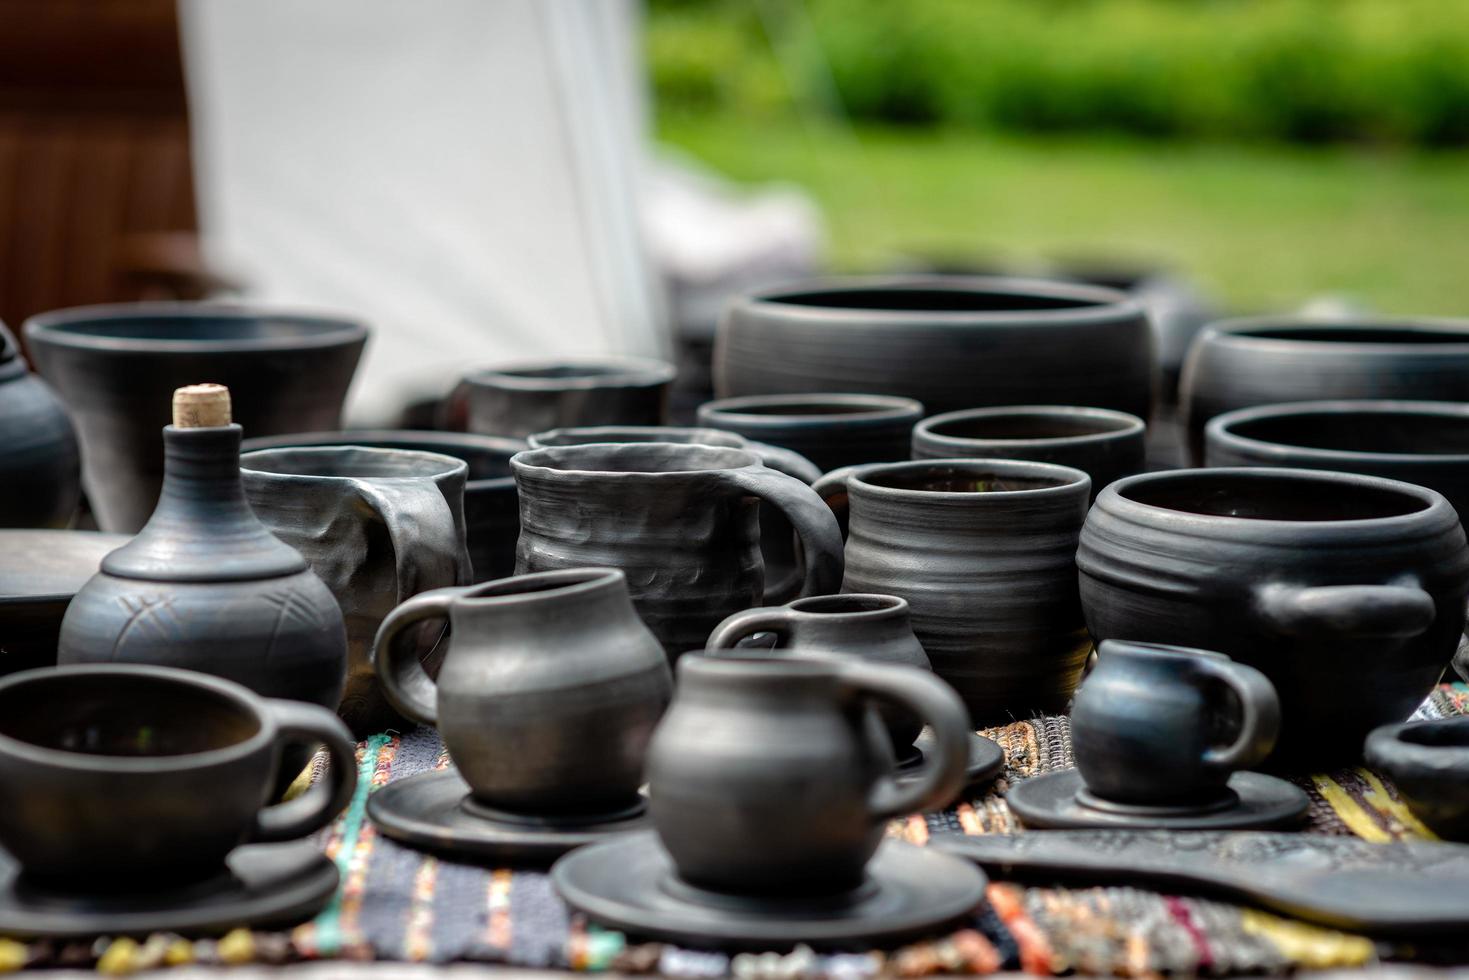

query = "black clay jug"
[{"left": 58, "top": 386, "right": 348, "bottom": 715}]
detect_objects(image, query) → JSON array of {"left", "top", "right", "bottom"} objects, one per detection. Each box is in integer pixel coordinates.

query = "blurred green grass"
[{"left": 658, "top": 114, "right": 1469, "bottom": 315}]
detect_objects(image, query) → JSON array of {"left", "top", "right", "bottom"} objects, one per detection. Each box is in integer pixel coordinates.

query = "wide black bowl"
[
  {"left": 696, "top": 394, "right": 923, "bottom": 473},
  {"left": 714, "top": 276, "right": 1153, "bottom": 419}
]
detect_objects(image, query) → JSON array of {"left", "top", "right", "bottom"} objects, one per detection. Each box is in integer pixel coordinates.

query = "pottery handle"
[
  {"left": 724, "top": 466, "right": 845, "bottom": 603},
  {"left": 1255, "top": 583, "right": 1437, "bottom": 639},
  {"left": 744, "top": 440, "right": 822, "bottom": 485},
  {"left": 705, "top": 606, "right": 795, "bottom": 651},
  {"left": 1193, "top": 657, "right": 1281, "bottom": 773},
  {"left": 840, "top": 661, "right": 970, "bottom": 821},
  {"left": 250, "top": 700, "right": 359, "bottom": 843},
  {"left": 354, "top": 479, "right": 467, "bottom": 603},
  {"left": 371, "top": 587, "right": 465, "bottom": 725}
]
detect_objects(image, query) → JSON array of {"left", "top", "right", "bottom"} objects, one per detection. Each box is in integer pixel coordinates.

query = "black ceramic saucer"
[
  {"left": 552, "top": 832, "right": 987, "bottom": 951},
  {"left": 0, "top": 842, "right": 336, "bottom": 939},
  {"left": 368, "top": 768, "right": 651, "bottom": 864},
  {"left": 900, "top": 730, "right": 1004, "bottom": 791},
  {"left": 1006, "top": 769, "right": 1309, "bottom": 830}
]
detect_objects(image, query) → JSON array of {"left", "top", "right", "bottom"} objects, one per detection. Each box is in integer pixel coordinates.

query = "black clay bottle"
[{"left": 59, "top": 385, "right": 348, "bottom": 714}]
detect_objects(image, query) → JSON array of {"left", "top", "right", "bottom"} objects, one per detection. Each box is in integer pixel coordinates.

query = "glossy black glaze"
[
  {"left": 714, "top": 276, "right": 1153, "bottom": 419},
  {"left": 0, "top": 530, "right": 128, "bottom": 674},
  {"left": 0, "top": 841, "right": 337, "bottom": 939},
  {"left": 373, "top": 569, "right": 671, "bottom": 817},
  {"left": 0, "top": 322, "right": 80, "bottom": 528},
  {"left": 646, "top": 654, "right": 969, "bottom": 896},
  {"left": 934, "top": 830, "right": 1469, "bottom": 936},
  {"left": 1072, "top": 640, "right": 1280, "bottom": 806},
  {"left": 1206, "top": 400, "right": 1469, "bottom": 522},
  {"left": 696, "top": 394, "right": 924, "bottom": 473},
  {"left": 23, "top": 303, "right": 367, "bottom": 533},
  {"left": 240, "top": 447, "right": 472, "bottom": 738},
  {"left": 815, "top": 458, "right": 1092, "bottom": 724},
  {"left": 58, "top": 426, "right": 347, "bottom": 718},
  {"left": 511, "top": 443, "right": 844, "bottom": 656},
  {"left": 243, "top": 430, "right": 525, "bottom": 583},
  {"left": 1006, "top": 769, "right": 1309, "bottom": 831},
  {"left": 1365, "top": 719, "right": 1469, "bottom": 841},
  {"left": 1180, "top": 317, "right": 1469, "bottom": 464},
  {"left": 706, "top": 594, "right": 932, "bottom": 751},
  {"left": 455, "top": 358, "right": 675, "bottom": 438},
  {"left": 1078, "top": 467, "right": 1469, "bottom": 766},
  {"left": 551, "top": 834, "right": 987, "bottom": 951},
  {"left": 912, "top": 405, "right": 1146, "bottom": 501},
  {"left": 0, "top": 665, "right": 355, "bottom": 885}
]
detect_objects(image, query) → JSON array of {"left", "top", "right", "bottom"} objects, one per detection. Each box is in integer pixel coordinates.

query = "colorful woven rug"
[{"left": 9, "top": 684, "right": 1469, "bottom": 976}]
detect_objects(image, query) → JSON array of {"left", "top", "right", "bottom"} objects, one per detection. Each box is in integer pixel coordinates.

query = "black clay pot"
[
  {"left": 695, "top": 394, "right": 924, "bottom": 474},
  {"left": 0, "top": 322, "right": 80, "bottom": 528},
  {"left": 646, "top": 653, "right": 970, "bottom": 895},
  {"left": 23, "top": 303, "right": 368, "bottom": 533},
  {"left": 1077, "top": 468, "right": 1469, "bottom": 767},
  {"left": 1180, "top": 317, "right": 1469, "bottom": 465},
  {"left": 912, "top": 405, "right": 1146, "bottom": 501},
  {"left": 242, "top": 430, "right": 524, "bottom": 583},
  {"left": 512, "top": 443, "right": 844, "bottom": 657},
  {"left": 815, "top": 459, "right": 1092, "bottom": 724},
  {"left": 452, "top": 358, "right": 676, "bottom": 438},
  {"left": 58, "top": 419, "right": 348, "bottom": 718},
  {"left": 1205, "top": 401, "right": 1469, "bottom": 523},
  {"left": 240, "top": 447, "right": 472, "bottom": 738},
  {"left": 374, "top": 568, "right": 671, "bottom": 817},
  {"left": 0, "top": 530, "right": 129, "bottom": 675},
  {"left": 1364, "top": 719, "right": 1469, "bottom": 841},
  {"left": 714, "top": 276, "right": 1153, "bottom": 420},
  {"left": 0, "top": 664, "right": 356, "bottom": 885}
]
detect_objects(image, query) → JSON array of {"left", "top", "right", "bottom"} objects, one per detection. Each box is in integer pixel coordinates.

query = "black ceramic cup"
[
  {"left": 646, "top": 653, "right": 969, "bottom": 895},
  {"left": 1180, "top": 317, "right": 1469, "bottom": 464},
  {"left": 814, "top": 458, "right": 1092, "bottom": 724},
  {"left": 1364, "top": 719, "right": 1469, "bottom": 841},
  {"left": 912, "top": 405, "right": 1146, "bottom": 501},
  {"left": 0, "top": 664, "right": 356, "bottom": 885},
  {"left": 1078, "top": 467, "right": 1469, "bottom": 766},
  {"left": 511, "top": 443, "right": 844, "bottom": 657},
  {"left": 1072, "top": 640, "right": 1280, "bottom": 808},
  {"left": 451, "top": 358, "right": 676, "bottom": 438},
  {"left": 696, "top": 394, "right": 924, "bottom": 473},
  {"left": 1205, "top": 400, "right": 1469, "bottom": 523},
  {"left": 242, "top": 429, "right": 525, "bottom": 583}
]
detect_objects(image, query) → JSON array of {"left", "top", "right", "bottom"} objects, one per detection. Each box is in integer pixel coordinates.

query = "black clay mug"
[
  {"left": 0, "top": 664, "right": 357, "bottom": 885},
  {"left": 372, "top": 568, "right": 671, "bottom": 819},
  {"left": 1072, "top": 640, "right": 1280, "bottom": 807},
  {"left": 646, "top": 653, "right": 969, "bottom": 895},
  {"left": 512, "top": 443, "right": 844, "bottom": 656},
  {"left": 706, "top": 594, "right": 931, "bottom": 753},
  {"left": 815, "top": 458, "right": 1092, "bottom": 724}
]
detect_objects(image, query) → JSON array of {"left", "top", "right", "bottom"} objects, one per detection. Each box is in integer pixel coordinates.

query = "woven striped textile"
[{"left": 9, "top": 684, "right": 1469, "bottom": 975}]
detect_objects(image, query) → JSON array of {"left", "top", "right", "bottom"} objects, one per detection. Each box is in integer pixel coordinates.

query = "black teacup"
[
  {"left": 1071, "top": 640, "right": 1280, "bottom": 808},
  {"left": 0, "top": 665, "right": 357, "bottom": 885}
]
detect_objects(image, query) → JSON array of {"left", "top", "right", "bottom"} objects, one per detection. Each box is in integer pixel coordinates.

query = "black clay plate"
[
  {"left": 933, "top": 829, "right": 1469, "bottom": 937},
  {"left": 368, "top": 768, "right": 651, "bottom": 865},
  {"left": 0, "top": 841, "right": 336, "bottom": 939},
  {"left": 902, "top": 730, "right": 1004, "bottom": 792},
  {"left": 552, "top": 831, "right": 987, "bottom": 951},
  {"left": 1007, "top": 769, "right": 1308, "bottom": 830}
]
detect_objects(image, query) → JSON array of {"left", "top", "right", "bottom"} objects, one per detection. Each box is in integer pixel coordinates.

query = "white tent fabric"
[{"left": 179, "top": 0, "right": 668, "bottom": 426}]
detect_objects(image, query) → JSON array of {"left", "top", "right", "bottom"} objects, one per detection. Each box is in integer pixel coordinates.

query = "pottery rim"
[
  {"left": 783, "top": 594, "right": 909, "bottom": 620},
  {"left": 698, "top": 393, "right": 925, "bottom": 424},
  {"left": 1366, "top": 719, "right": 1469, "bottom": 769},
  {"left": 511, "top": 442, "right": 761, "bottom": 478},
  {"left": 463, "top": 357, "right": 675, "bottom": 391},
  {"left": 0, "top": 664, "right": 272, "bottom": 773},
  {"left": 436, "top": 567, "right": 626, "bottom": 609},
  {"left": 1207, "top": 400, "right": 1469, "bottom": 466},
  {"left": 24, "top": 302, "right": 369, "bottom": 354},
  {"left": 239, "top": 445, "right": 469, "bottom": 485},
  {"left": 528, "top": 426, "right": 744, "bottom": 449},
  {"left": 241, "top": 430, "right": 522, "bottom": 493},
  {"left": 1096, "top": 639, "right": 1232, "bottom": 665},
  {"left": 735, "top": 274, "right": 1143, "bottom": 326},
  {"left": 916, "top": 405, "right": 1145, "bottom": 450},
  {"left": 843, "top": 458, "right": 1091, "bottom": 502},
  {"left": 1196, "top": 316, "right": 1469, "bottom": 353}
]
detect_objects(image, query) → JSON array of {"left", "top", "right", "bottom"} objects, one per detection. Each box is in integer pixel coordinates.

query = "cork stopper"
[{"left": 172, "top": 384, "right": 233, "bottom": 428}]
